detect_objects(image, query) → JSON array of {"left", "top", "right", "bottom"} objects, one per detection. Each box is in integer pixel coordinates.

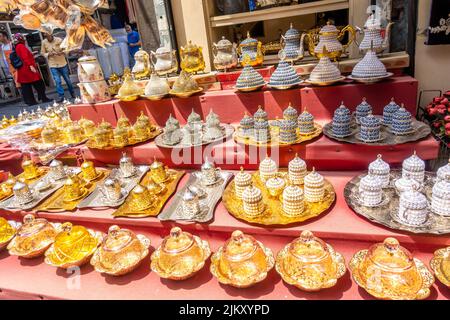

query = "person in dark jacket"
[{"left": 12, "top": 33, "right": 50, "bottom": 106}]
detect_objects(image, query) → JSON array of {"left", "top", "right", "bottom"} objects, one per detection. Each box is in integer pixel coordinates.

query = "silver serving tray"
[
  {"left": 158, "top": 171, "right": 233, "bottom": 223},
  {"left": 77, "top": 165, "right": 149, "bottom": 208},
  {"left": 344, "top": 170, "right": 450, "bottom": 235},
  {"left": 0, "top": 167, "right": 81, "bottom": 211},
  {"left": 155, "top": 124, "right": 235, "bottom": 149},
  {"left": 323, "top": 119, "right": 431, "bottom": 146}
]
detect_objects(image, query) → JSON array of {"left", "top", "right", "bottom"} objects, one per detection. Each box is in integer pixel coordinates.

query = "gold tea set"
[{"left": 86, "top": 113, "right": 161, "bottom": 150}]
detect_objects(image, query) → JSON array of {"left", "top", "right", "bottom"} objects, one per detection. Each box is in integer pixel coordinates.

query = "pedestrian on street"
[
  {"left": 11, "top": 33, "right": 50, "bottom": 106},
  {"left": 125, "top": 24, "right": 142, "bottom": 67},
  {"left": 41, "top": 33, "right": 75, "bottom": 103}
]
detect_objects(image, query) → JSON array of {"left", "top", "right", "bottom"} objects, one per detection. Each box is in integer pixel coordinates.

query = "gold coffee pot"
[
  {"left": 306, "top": 21, "right": 356, "bottom": 61},
  {"left": 180, "top": 41, "right": 206, "bottom": 74}
]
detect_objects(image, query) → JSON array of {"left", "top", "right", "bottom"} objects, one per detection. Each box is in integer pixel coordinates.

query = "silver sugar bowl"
[
  {"left": 200, "top": 159, "right": 220, "bottom": 186},
  {"left": 48, "top": 160, "right": 67, "bottom": 181},
  {"left": 181, "top": 189, "right": 201, "bottom": 219},
  {"left": 102, "top": 178, "right": 122, "bottom": 202},
  {"left": 13, "top": 181, "right": 34, "bottom": 205},
  {"left": 119, "top": 153, "right": 136, "bottom": 178}
]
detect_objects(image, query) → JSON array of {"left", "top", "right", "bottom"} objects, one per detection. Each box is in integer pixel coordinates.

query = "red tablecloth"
[{"left": 0, "top": 171, "right": 448, "bottom": 300}]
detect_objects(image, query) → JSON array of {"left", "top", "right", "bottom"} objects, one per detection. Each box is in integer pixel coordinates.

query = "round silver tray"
[
  {"left": 155, "top": 124, "right": 235, "bottom": 149},
  {"left": 347, "top": 72, "right": 394, "bottom": 84},
  {"left": 344, "top": 170, "right": 450, "bottom": 235},
  {"left": 323, "top": 119, "right": 431, "bottom": 146}
]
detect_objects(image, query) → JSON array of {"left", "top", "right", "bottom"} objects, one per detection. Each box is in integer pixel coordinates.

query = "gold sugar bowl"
[
  {"left": 63, "top": 174, "right": 89, "bottom": 202},
  {"left": 430, "top": 246, "right": 450, "bottom": 288},
  {"left": 91, "top": 225, "right": 151, "bottom": 276},
  {"left": 7, "top": 214, "right": 60, "bottom": 258},
  {"left": 92, "top": 127, "right": 111, "bottom": 148},
  {"left": 65, "top": 123, "right": 84, "bottom": 144},
  {"left": 78, "top": 117, "right": 96, "bottom": 137},
  {"left": 210, "top": 230, "right": 274, "bottom": 288},
  {"left": 80, "top": 160, "right": 103, "bottom": 182},
  {"left": 21, "top": 156, "right": 44, "bottom": 181},
  {"left": 113, "top": 126, "right": 129, "bottom": 148},
  {"left": 276, "top": 230, "right": 346, "bottom": 291},
  {"left": 129, "top": 184, "right": 157, "bottom": 211},
  {"left": 133, "top": 121, "right": 150, "bottom": 142},
  {"left": 349, "top": 237, "right": 434, "bottom": 300},
  {"left": 0, "top": 217, "right": 20, "bottom": 251},
  {"left": 45, "top": 222, "right": 103, "bottom": 269},
  {"left": 41, "top": 126, "right": 60, "bottom": 144},
  {"left": 151, "top": 227, "right": 211, "bottom": 280},
  {"left": 117, "top": 114, "right": 132, "bottom": 131}
]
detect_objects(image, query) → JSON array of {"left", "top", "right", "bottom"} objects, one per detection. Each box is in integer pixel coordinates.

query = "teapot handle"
[
  {"left": 150, "top": 51, "right": 157, "bottom": 66},
  {"left": 212, "top": 44, "right": 218, "bottom": 57},
  {"left": 280, "top": 35, "right": 286, "bottom": 48},
  {"left": 340, "top": 25, "right": 357, "bottom": 52}
]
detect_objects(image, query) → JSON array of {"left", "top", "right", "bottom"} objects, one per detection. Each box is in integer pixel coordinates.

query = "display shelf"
[
  {"left": 0, "top": 171, "right": 448, "bottom": 300},
  {"left": 210, "top": 0, "right": 350, "bottom": 27}
]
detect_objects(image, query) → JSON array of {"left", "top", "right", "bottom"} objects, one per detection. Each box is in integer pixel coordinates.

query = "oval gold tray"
[
  {"left": 223, "top": 170, "right": 336, "bottom": 226},
  {"left": 86, "top": 128, "right": 162, "bottom": 150},
  {"left": 234, "top": 123, "right": 322, "bottom": 147},
  {"left": 344, "top": 170, "right": 450, "bottom": 235}
]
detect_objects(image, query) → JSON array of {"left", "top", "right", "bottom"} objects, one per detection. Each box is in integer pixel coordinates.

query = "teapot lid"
[
  {"left": 285, "top": 23, "right": 300, "bottom": 38},
  {"left": 150, "top": 157, "right": 164, "bottom": 169},
  {"left": 223, "top": 230, "right": 258, "bottom": 262},
  {"left": 78, "top": 55, "right": 98, "bottom": 63},
  {"left": 18, "top": 214, "right": 49, "bottom": 237},
  {"left": 102, "top": 225, "right": 135, "bottom": 252},
  {"left": 240, "top": 31, "right": 258, "bottom": 45},
  {"left": 288, "top": 230, "right": 330, "bottom": 262},
  {"left": 161, "top": 227, "right": 195, "bottom": 255},
  {"left": 366, "top": 237, "right": 415, "bottom": 271},
  {"left": 155, "top": 46, "right": 171, "bottom": 54},
  {"left": 216, "top": 36, "right": 233, "bottom": 48},
  {"left": 320, "top": 21, "right": 339, "bottom": 34}
]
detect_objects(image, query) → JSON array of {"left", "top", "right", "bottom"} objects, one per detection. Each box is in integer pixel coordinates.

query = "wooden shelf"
[{"left": 210, "top": 0, "right": 349, "bottom": 27}]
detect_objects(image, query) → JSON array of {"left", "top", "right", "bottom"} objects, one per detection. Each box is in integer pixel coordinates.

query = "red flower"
[
  {"left": 441, "top": 98, "right": 449, "bottom": 105},
  {"left": 446, "top": 130, "right": 450, "bottom": 137},
  {"left": 434, "top": 97, "right": 443, "bottom": 103},
  {"left": 438, "top": 108, "right": 446, "bottom": 115},
  {"left": 429, "top": 108, "right": 438, "bottom": 115},
  {"left": 445, "top": 123, "right": 450, "bottom": 130},
  {"left": 433, "top": 121, "right": 442, "bottom": 128},
  {"left": 445, "top": 115, "right": 450, "bottom": 122},
  {"left": 437, "top": 104, "right": 447, "bottom": 110}
]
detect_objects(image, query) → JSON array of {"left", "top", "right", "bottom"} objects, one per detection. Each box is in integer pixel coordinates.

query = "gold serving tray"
[
  {"left": 115, "top": 94, "right": 140, "bottom": 102},
  {"left": 112, "top": 169, "right": 185, "bottom": 218},
  {"left": 304, "top": 76, "right": 346, "bottom": 86},
  {"left": 430, "top": 247, "right": 450, "bottom": 288},
  {"left": 234, "top": 83, "right": 266, "bottom": 93},
  {"left": 234, "top": 123, "right": 322, "bottom": 147},
  {"left": 86, "top": 128, "right": 162, "bottom": 150},
  {"left": 223, "top": 171, "right": 336, "bottom": 226},
  {"left": 349, "top": 249, "right": 434, "bottom": 300},
  {"left": 35, "top": 169, "right": 108, "bottom": 212}
]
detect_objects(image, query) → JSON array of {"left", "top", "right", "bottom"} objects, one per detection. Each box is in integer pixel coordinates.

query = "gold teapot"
[
  {"left": 45, "top": 222, "right": 103, "bottom": 269},
  {"left": 7, "top": 214, "right": 59, "bottom": 258},
  {"left": 306, "top": 21, "right": 356, "bottom": 61},
  {"left": 237, "top": 31, "right": 264, "bottom": 67},
  {"left": 151, "top": 227, "right": 211, "bottom": 280},
  {"left": 150, "top": 46, "right": 178, "bottom": 76},
  {"left": 132, "top": 48, "right": 152, "bottom": 80},
  {"left": 210, "top": 230, "right": 274, "bottom": 288},
  {"left": 180, "top": 41, "right": 206, "bottom": 74},
  {"left": 349, "top": 237, "right": 434, "bottom": 300},
  {"left": 276, "top": 230, "right": 346, "bottom": 291},
  {"left": 212, "top": 36, "right": 238, "bottom": 71},
  {"left": 91, "top": 225, "right": 151, "bottom": 276}
]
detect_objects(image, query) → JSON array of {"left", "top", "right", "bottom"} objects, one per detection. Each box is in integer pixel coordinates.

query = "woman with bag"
[{"left": 11, "top": 33, "right": 50, "bottom": 106}]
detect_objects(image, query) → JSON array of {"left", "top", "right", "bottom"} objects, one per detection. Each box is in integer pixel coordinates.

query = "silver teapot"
[
  {"left": 150, "top": 46, "right": 178, "bottom": 76},
  {"left": 212, "top": 36, "right": 238, "bottom": 71}
]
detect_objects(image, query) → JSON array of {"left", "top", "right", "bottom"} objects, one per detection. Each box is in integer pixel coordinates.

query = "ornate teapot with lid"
[
  {"left": 212, "top": 36, "right": 238, "bottom": 71},
  {"left": 132, "top": 48, "right": 152, "bottom": 80},
  {"left": 150, "top": 46, "right": 178, "bottom": 76},
  {"left": 280, "top": 23, "right": 306, "bottom": 63},
  {"left": 306, "top": 21, "right": 356, "bottom": 61},
  {"left": 238, "top": 31, "right": 264, "bottom": 67},
  {"left": 180, "top": 41, "right": 206, "bottom": 74},
  {"left": 358, "top": 14, "right": 394, "bottom": 53}
]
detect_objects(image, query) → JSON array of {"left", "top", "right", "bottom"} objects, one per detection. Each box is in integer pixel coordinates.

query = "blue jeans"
[{"left": 50, "top": 65, "right": 75, "bottom": 98}]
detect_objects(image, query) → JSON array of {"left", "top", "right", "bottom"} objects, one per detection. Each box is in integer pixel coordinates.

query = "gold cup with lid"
[
  {"left": 210, "top": 230, "right": 274, "bottom": 288},
  {"left": 93, "top": 127, "right": 111, "bottom": 148},
  {"left": 81, "top": 160, "right": 100, "bottom": 182},
  {"left": 79, "top": 118, "right": 96, "bottom": 137},
  {"left": 21, "top": 156, "right": 40, "bottom": 180},
  {"left": 129, "top": 184, "right": 155, "bottom": 211},
  {"left": 151, "top": 227, "right": 211, "bottom": 280},
  {"left": 63, "top": 174, "right": 87, "bottom": 202},
  {"left": 66, "top": 123, "right": 84, "bottom": 144},
  {"left": 0, "top": 217, "right": 18, "bottom": 251},
  {"left": 41, "top": 126, "right": 59, "bottom": 144},
  {"left": 113, "top": 126, "right": 129, "bottom": 148},
  {"left": 133, "top": 121, "right": 150, "bottom": 141},
  {"left": 0, "top": 173, "right": 16, "bottom": 199},
  {"left": 276, "top": 230, "right": 346, "bottom": 291},
  {"left": 7, "top": 214, "right": 59, "bottom": 258},
  {"left": 150, "top": 157, "right": 168, "bottom": 184},
  {"left": 349, "top": 237, "right": 434, "bottom": 300}
]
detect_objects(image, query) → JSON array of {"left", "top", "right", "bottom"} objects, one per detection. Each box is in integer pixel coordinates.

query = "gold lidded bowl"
[
  {"left": 45, "top": 222, "right": 103, "bottom": 269},
  {"left": 210, "top": 230, "right": 274, "bottom": 288},
  {"left": 129, "top": 184, "right": 156, "bottom": 211},
  {"left": 21, "top": 156, "right": 41, "bottom": 181},
  {"left": 7, "top": 214, "right": 59, "bottom": 258},
  {"left": 430, "top": 246, "right": 450, "bottom": 288},
  {"left": 151, "top": 227, "right": 211, "bottom": 280},
  {"left": 150, "top": 157, "right": 168, "bottom": 183},
  {"left": 349, "top": 237, "right": 434, "bottom": 300},
  {"left": 63, "top": 174, "right": 88, "bottom": 202},
  {"left": 275, "top": 230, "right": 346, "bottom": 291},
  {"left": 91, "top": 225, "right": 150, "bottom": 276},
  {"left": 0, "top": 217, "right": 20, "bottom": 251},
  {"left": 81, "top": 160, "right": 102, "bottom": 182}
]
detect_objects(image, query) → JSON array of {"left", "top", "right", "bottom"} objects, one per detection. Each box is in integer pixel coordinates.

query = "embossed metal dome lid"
[
  {"left": 201, "top": 158, "right": 215, "bottom": 170},
  {"left": 223, "top": 230, "right": 259, "bottom": 262},
  {"left": 279, "top": 119, "right": 297, "bottom": 130},
  {"left": 360, "top": 113, "right": 381, "bottom": 127},
  {"left": 240, "top": 31, "right": 258, "bottom": 46},
  {"left": 240, "top": 113, "right": 254, "bottom": 126},
  {"left": 99, "top": 119, "right": 113, "bottom": 130},
  {"left": 17, "top": 214, "right": 49, "bottom": 237},
  {"left": 334, "top": 102, "right": 350, "bottom": 116},
  {"left": 254, "top": 120, "right": 269, "bottom": 129},
  {"left": 260, "top": 156, "right": 277, "bottom": 172},
  {"left": 206, "top": 109, "right": 220, "bottom": 123},
  {"left": 395, "top": 175, "right": 421, "bottom": 192},
  {"left": 243, "top": 185, "right": 262, "bottom": 202},
  {"left": 117, "top": 115, "right": 131, "bottom": 128},
  {"left": 289, "top": 230, "right": 329, "bottom": 262},
  {"left": 403, "top": 151, "right": 425, "bottom": 172},
  {"left": 298, "top": 110, "right": 314, "bottom": 122},
  {"left": 400, "top": 188, "right": 428, "bottom": 208},
  {"left": 284, "top": 23, "right": 300, "bottom": 38},
  {"left": 165, "top": 114, "right": 180, "bottom": 128},
  {"left": 266, "top": 177, "right": 286, "bottom": 190},
  {"left": 437, "top": 160, "right": 450, "bottom": 181},
  {"left": 369, "top": 154, "right": 390, "bottom": 174},
  {"left": 319, "top": 21, "right": 339, "bottom": 34},
  {"left": 304, "top": 168, "right": 324, "bottom": 186},
  {"left": 283, "top": 103, "right": 298, "bottom": 119},
  {"left": 150, "top": 157, "right": 164, "bottom": 170},
  {"left": 161, "top": 227, "right": 195, "bottom": 255},
  {"left": 432, "top": 178, "right": 450, "bottom": 198},
  {"left": 352, "top": 50, "right": 387, "bottom": 78},
  {"left": 101, "top": 225, "right": 135, "bottom": 252},
  {"left": 384, "top": 98, "right": 400, "bottom": 113},
  {"left": 283, "top": 185, "right": 304, "bottom": 201},
  {"left": 187, "top": 109, "right": 201, "bottom": 123},
  {"left": 393, "top": 107, "right": 412, "bottom": 120},
  {"left": 235, "top": 167, "right": 252, "bottom": 186},
  {"left": 356, "top": 98, "right": 372, "bottom": 113},
  {"left": 360, "top": 174, "right": 383, "bottom": 191},
  {"left": 366, "top": 238, "right": 415, "bottom": 270},
  {"left": 216, "top": 36, "right": 233, "bottom": 49},
  {"left": 289, "top": 154, "right": 306, "bottom": 170},
  {"left": 254, "top": 106, "right": 268, "bottom": 121}
]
